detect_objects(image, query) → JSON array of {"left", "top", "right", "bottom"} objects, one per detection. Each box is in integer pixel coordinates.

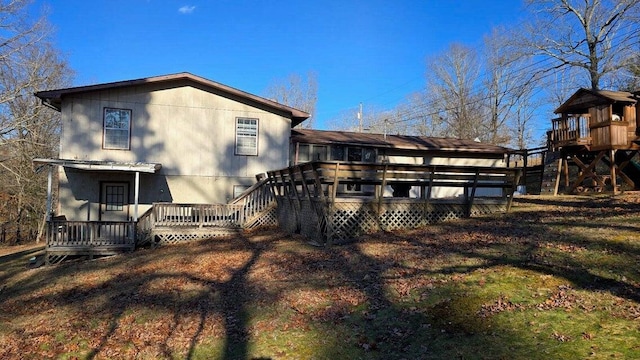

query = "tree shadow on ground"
[{"left": 1, "top": 196, "right": 640, "bottom": 358}]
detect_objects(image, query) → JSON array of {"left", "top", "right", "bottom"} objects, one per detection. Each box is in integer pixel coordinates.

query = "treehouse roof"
[{"left": 555, "top": 88, "right": 638, "bottom": 114}]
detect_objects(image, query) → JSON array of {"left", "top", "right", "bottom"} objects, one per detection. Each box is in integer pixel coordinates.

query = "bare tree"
[
  {"left": 522, "top": 0, "right": 640, "bottom": 90},
  {"left": 325, "top": 102, "right": 411, "bottom": 136},
  {"left": 615, "top": 50, "right": 640, "bottom": 91},
  {"left": 424, "top": 44, "right": 486, "bottom": 140},
  {"left": 264, "top": 72, "right": 318, "bottom": 128},
  {"left": 0, "top": 0, "right": 73, "bottom": 243}
]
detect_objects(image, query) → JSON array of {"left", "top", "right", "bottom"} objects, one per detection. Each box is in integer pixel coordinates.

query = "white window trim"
[
  {"left": 235, "top": 117, "right": 258, "bottom": 156},
  {"left": 103, "top": 108, "right": 132, "bottom": 150}
]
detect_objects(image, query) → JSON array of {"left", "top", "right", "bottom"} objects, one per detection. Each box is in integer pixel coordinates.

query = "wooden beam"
[
  {"left": 468, "top": 170, "right": 479, "bottom": 216},
  {"left": 133, "top": 171, "right": 140, "bottom": 222},
  {"left": 46, "top": 165, "right": 53, "bottom": 221},
  {"left": 554, "top": 157, "right": 562, "bottom": 196},
  {"left": 569, "top": 152, "right": 606, "bottom": 193},
  {"left": 610, "top": 149, "right": 618, "bottom": 194},
  {"left": 378, "top": 163, "right": 389, "bottom": 216}
]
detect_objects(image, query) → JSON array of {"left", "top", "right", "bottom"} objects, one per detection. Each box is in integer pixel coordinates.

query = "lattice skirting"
[
  {"left": 150, "top": 227, "right": 241, "bottom": 246},
  {"left": 243, "top": 205, "right": 278, "bottom": 230},
  {"left": 275, "top": 197, "right": 506, "bottom": 245}
]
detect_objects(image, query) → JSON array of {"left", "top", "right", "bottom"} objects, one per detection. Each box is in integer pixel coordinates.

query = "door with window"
[{"left": 100, "top": 182, "right": 130, "bottom": 221}]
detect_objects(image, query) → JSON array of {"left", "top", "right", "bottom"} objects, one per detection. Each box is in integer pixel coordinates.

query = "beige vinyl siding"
[
  {"left": 56, "top": 82, "right": 292, "bottom": 214},
  {"left": 59, "top": 83, "right": 291, "bottom": 177}
]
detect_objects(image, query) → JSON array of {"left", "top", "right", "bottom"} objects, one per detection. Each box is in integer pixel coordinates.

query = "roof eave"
[{"left": 33, "top": 72, "right": 311, "bottom": 123}]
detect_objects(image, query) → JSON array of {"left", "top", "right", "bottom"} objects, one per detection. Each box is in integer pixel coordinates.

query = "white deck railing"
[{"left": 47, "top": 220, "right": 135, "bottom": 249}]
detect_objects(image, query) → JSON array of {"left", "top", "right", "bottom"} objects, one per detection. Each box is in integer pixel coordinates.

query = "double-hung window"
[
  {"left": 103, "top": 108, "right": 131, "bottom": 150},
  {"left": 235, "top": 118, "right": 258, "bottom": 155}
]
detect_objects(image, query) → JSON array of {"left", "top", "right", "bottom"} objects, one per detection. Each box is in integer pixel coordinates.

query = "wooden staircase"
[{"left": 136, "top": 178, "right": 278, "bottom": 246}]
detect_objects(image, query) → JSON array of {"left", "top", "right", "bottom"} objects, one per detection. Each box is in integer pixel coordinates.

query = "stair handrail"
[{"left": 228, "top": 177, "right": 276, "bottom": 225}]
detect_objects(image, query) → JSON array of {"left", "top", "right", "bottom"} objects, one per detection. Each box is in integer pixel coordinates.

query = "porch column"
[
  {"left": 46, "top": 165, "right": 53, "bottom": 221},
  {"left": 134, "top": 171, "right": 140, "bottom": 221}
]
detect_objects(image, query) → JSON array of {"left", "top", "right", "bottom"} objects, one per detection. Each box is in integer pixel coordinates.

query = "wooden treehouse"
[{"left": 546, "top": 88, "right": 640, "bottom": 194}]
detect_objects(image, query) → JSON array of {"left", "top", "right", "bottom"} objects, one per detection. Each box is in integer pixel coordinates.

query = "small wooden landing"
[{"left": 46, "top": 244, "right": 134, "bottom": 265}]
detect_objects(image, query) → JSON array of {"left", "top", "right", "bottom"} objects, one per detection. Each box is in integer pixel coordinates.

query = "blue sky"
[{"left": 36, "top": 0, "right": 527, "bottom": 130}]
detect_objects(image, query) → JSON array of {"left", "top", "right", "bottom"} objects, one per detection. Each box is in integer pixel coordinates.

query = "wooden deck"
[
  {"left": 45, "top": 221, "right": 136, "bottom": 264},
  {"left": 268, "top": 161, "right": 522, "bottom": 244},
  {"left": 45, "top": 178, "right": 278, "bottom": 263}
]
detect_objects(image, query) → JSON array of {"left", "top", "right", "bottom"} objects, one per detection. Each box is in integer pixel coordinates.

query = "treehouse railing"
[{"left": 551, "top": 115, "right": 590, "bottom": 148}]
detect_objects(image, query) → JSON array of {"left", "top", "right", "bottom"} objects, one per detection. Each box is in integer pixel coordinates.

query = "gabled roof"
[
  {"left": 35, "top": 72, "right": 310, "bottom": 127},
  {"left": 554, "top": 88, "right": 638, "bottom": 114},
  {"left": 291, "top": 129, "right": 514, "bottom": 155}
]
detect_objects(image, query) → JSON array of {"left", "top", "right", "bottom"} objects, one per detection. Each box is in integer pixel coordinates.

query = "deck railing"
[
  {"left": 150, "top": 203, "right": 245, "bottom": 227},
  {"left": 229, "top": 177, "right": 275, "bottom": 222},
  {"left": 268, "top": 161, "right": 522, "bottom": 204},
  {"left": 47, "top": 220, "right": 135, "bottom": 248}
]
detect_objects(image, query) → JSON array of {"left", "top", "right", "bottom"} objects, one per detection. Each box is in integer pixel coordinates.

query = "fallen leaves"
[{"left": 1, "top": 195, "right": 640, "bottom": 358}]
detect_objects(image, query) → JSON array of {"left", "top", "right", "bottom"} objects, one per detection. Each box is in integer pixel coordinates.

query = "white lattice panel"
[
  {"left": 244, "top": 206, "right": 278, "bottom": 230},
  {"left": 152, "top": 227, "right": 240, "bottom": 246},
  {"left": 274, "top": 196, "right": 506, "bottom": 245}
]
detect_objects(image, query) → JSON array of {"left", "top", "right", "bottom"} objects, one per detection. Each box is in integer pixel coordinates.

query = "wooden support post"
[
  {"left": 522, "top": 150, "right": 528, "bottom": 193},
  {"left": 134, "top": 171, "right": 140, "bottom": 222},
  {"left": 468, "top": 170, "right": 479, "bottom": 216},
  {"left": 327, "top": 162, "right": 341, "bottom": 246},
  {"left": 423, "top": 168, "right": 434, "bottom": 223},
  {"left": 563, "top": 158, "right": 570, "bottom": 188},
  {"left": 311, "top": 164, "right": 326, "bottom": 201},
  {"left": 554, "top": 157, "right": 562, "bottom": 196},
  {"left": 378, "top": 163, "right": 388, "bottom": 216},
  {"left": 331, "top": 163, "right": 339, "bottom": 203},
  {"left": 46, "top": 165, "right": 53, "bottom": 221},
  {"left": 610, "top": 149, "right": 618, "bottom": 194}
]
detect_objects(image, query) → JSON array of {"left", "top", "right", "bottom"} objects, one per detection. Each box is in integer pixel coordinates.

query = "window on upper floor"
[
  {"left": 103, "top": 108, "right": 131, "bottom": 150},
  {"left": 236, "top": 118, "right": 258, "bottom": 156}
]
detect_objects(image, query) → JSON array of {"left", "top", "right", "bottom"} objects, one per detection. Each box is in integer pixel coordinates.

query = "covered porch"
[{"left": 34, "top": 158, "right": 162, "bottom": 263}]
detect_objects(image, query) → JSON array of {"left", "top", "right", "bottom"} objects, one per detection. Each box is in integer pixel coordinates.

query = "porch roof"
[{"left": 33, "top": 158, "right": 162, "bottom": 173}]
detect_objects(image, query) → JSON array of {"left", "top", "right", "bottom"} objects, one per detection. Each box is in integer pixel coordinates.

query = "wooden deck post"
[
  {"left": 378, "top": 163, "right": 388, "bottom": 216},
  {"left": 46, "top": 165, "right": 53, "bottom": 222},
  {"left": 467, "top": 170, "right": 479, "bottom": 216},
  {"left": 134, "top": 171, "right": 140, "bottom": 221},
  {"left": 610, "top": 149, "right": 618, "bottom": 194}
]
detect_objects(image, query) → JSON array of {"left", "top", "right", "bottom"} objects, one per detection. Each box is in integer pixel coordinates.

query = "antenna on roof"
[
  {"left": 384, "top": 118, "right": 388, "bottom": 140},
  {"left": 358, "top": 102, "right": 363, "bottom": 132}
]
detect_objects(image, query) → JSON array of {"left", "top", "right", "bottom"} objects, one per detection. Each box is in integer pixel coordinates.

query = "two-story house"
[
  {"left": 34, "top": 72, "right": 309, "bottom": 225},
  {"left": 33, "top": 72, "right": 520, "bottom": 259}
]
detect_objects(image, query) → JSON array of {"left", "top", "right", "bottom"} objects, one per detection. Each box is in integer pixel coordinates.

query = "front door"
[{"left": 100, "top": 182, "right": 130, "bottom": 221}]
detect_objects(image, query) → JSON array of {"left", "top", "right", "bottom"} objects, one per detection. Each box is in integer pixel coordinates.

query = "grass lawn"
[{"left": 1, "top": 195, "right": 639, "bottom": 359}]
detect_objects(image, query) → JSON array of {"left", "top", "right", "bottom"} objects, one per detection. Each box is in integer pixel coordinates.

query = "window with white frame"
[
  {"left": 103, "top": 108, "right": 131, "bottom": 150},
  {"left": 235, "top": 118, "right": 258, "bottom": 155}
]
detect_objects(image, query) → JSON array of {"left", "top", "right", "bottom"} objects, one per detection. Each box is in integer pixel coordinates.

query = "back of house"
[{"left": 35, "top": 72, "right": 309, "bottom": 222}]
